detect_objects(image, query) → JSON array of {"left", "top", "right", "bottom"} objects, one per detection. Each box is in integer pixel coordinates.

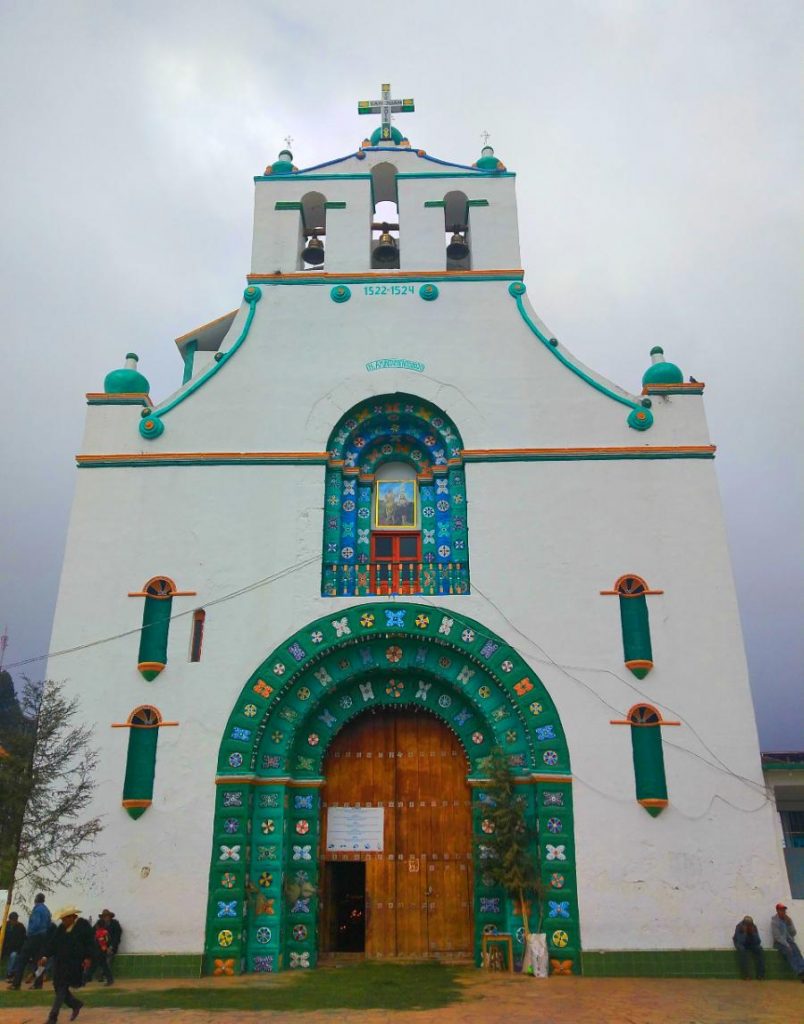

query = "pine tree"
[{"left": 477, "top": 746, "right": 542, "bottom": 940}]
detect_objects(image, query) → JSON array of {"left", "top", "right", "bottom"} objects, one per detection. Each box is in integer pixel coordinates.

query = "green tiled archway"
[{"left": 204, "top": 603, "right": 580, "bottom": 974}]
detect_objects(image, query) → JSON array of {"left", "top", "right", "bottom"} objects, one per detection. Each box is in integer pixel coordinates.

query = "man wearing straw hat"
[{"left": 38, "top": 905, "right": 93, "bottom": 1022}]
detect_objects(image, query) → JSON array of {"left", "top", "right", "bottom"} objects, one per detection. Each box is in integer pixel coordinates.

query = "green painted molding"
[
  {"left": 181, "top": 340, "right": 197, "bottom": 385},
  {"left": 582, "top": 949, "right": 799, "bottom": 980},
  {"left": 467, "top": 199, "right": 490, "bottom": 207},
  {"left": 325, "top": 201, "right": 347, "bottom": 209},
  {"left": 274, "top": 201, "right": 303, "bottom": 211},
  {"left": 762, "top": 761, "right": 804, "bottom": 772},
  {"left": 508, "top": 282, "right": 654, "bottom": 431},
  {"left": 423, "top": 200, "right": 446, "bottom": 207},
  {"left": 140, "top": 286, "right": 262, "bottom": 440},
  {"left": 112, "top": 954, "right": 202, "bottom": 978}
]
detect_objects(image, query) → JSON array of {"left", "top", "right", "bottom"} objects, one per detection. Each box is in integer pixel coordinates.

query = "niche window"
[
  {"left": 610, "top": 704, "right": 680, "bottom": 816},
  {"left": 128, "top": 576, "right": 196, "bottom": 680},
  {"left": 600, "top": 574, "right": 664, "bottom": 678},
  {"left": 190, "top": 609, "right": 206, "bottom": 662},
  {"left": 322, "top": 395, "right": 470, "bottom": 597},
  {"left": 112, "top": 705, "right": 178, "bottom": 819}
]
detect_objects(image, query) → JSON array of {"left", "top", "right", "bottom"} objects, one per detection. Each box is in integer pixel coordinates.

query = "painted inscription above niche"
[{"left": 366, "top": 359, "right": 425, "bottom": 373}]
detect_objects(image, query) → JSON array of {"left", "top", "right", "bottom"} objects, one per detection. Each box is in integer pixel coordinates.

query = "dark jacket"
[
  {"left": 2, "top": 919, "right": 26, "bottom": 956},
  {"left": 106, "top": 917, "right": 122, "bottom": 953},
  {"left": 42, "top": 918, "right": 95, "bottom": 987},
  {"left": 733, "top": 921, "right": 762, "bottom": 950}
]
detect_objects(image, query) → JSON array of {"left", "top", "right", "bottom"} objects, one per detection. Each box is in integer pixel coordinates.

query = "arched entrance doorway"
[
  {"left": 205, "top": 602, "right": 580, "bottom": 975},
  {"left": 320, "top": 708, "right": 473, "bottom": 959}
]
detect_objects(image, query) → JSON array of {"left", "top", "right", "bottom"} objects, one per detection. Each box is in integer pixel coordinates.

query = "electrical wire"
[
  {"left": 4, "top": 557, "right": 772, "bottom": 804},
  {"left": 4, "top": 554, "right": 320, "bottom": 670}
]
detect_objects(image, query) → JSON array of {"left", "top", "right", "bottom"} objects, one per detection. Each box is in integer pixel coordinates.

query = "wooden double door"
[{"left": 320, "top": 708, "right": 473, "bottom": 959}]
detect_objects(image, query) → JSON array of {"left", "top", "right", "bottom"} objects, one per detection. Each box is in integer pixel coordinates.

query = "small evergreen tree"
[
  {"left": 477, "top": 746, "right": 543, "bottom": 941},
  {"left": 0, "top": 679, "right": 102, "bottom": 951}
]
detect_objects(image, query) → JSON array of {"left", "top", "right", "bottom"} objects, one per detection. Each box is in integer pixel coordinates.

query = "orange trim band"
[
  {"left": 112, "top": 721, "right": 179, "bottom": 728},
  {"left": 638, "top": 798, "right": 669, "bottom": 808},
  {"left": 463, "top": 446, "right": 716, "bottom": 457},
  {"left": 175, "top": 309, "right": 239, "bottom": 346},
  {"left": 85, "top": 392, "right": 152, "bottom": 400},
  {"left": 81, "top": 452, "right": 329, "bottom": 465},
  {"left": 121, "top": 799, "right": 152, "bottom": 809},
  {"left": 128, "top": 590, "right": 196, "bottom": 597},
  {"left": 247, "top": 269, "right": 524, "bottom": 282},
  {"left": 610, "top": 719, "right": 681, "bottom": 727},
  {"left": 641, "top": 383, "right": 705, "bottom": 393}
]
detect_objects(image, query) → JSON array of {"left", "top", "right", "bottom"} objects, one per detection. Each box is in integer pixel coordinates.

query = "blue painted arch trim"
[
  {"left": 508, "top": 283, "right": 653, "bottom": 432},
  {"left": 140, "top": 287, "right": 262, "bottom": 440}
]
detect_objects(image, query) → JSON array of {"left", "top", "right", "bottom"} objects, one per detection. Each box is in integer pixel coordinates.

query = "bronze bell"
[
  {"left": 373, "top": 223, "right": 398, "bottom": 263},
  {"left": 301, "top": 235, "right": 325, "bottom": 266},
  {"left": 446, "top": 231, "right": 469, "bottom": 261}
]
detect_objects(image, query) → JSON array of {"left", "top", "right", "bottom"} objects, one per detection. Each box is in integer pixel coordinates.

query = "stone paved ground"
[{"left": 0, "top": 974, "right": 800, "bottom": 1024}]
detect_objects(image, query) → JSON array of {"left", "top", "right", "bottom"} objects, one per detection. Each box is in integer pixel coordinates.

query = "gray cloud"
[{"left": 1, "top": 0, "right": 801, "bottom": 745}]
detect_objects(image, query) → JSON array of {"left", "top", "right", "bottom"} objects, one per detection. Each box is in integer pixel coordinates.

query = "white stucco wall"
[{"left": 42, "top": 142, "right": 786, "bottom": 957}]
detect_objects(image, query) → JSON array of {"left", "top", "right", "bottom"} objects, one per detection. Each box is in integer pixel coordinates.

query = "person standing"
[
  {"left": 100, "top": 910, "right": 122, "bottom": 971},
  {"left": 39, "top": 905, "right": 94, "bottom": 1023},
  {"left": 732, "top": 915, "right": 765, "bottom": 979},
  {"left": 771, "top": 902, "right": 804, "bottom": 980},
  {"left": 7, "top": 892, "right": 50, "bottom": 989},
  {"left": 2, "top": 912, "right": 26, "bottom": 980},
  {"left": 85, "top": 916, "right": 113, "bottom": 986}
]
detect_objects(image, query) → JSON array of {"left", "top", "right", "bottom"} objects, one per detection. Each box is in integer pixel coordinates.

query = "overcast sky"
[{"left": 0, "top": 1, "right": 801, "bottom": 747}]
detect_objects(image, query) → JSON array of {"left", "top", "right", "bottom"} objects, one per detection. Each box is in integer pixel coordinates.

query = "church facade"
[{"left": 47, "top": 89, "right": 791, "bottom": 975}]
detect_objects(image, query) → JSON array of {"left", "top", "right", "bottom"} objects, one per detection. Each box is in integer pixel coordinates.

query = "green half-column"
[
  {"left": 122, "top": 725, "right": 159, "bottom": 819},
  {"left": 138, "top": 594, "right": 172, "bottom": 679},
  {"left": 630, "top": 724, "right": 668, "bottom": 816},
  {"left": 619, "top": 594, "right": 653, "bottom": 678}
]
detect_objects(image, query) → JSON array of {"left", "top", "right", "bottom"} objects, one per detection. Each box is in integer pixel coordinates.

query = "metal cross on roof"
[
  {"left": 357, "top": 83, "right": 414, "bottom": 142},
  {"left": 480, "top": 129, "right": 491, "bottom": 147},
  {"left": 283, "top": 134, "right": 294, "bottom": 150}
]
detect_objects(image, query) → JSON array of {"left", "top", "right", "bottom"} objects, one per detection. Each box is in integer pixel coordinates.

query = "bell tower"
[{"left": 250, "top": 85, "right": 520, "bottom": 275}]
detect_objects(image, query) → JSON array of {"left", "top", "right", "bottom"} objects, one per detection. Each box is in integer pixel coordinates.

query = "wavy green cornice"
[
  {"left": 508, "top": 282, "right": 653, "bottom": 432},
  {"left": 140, "top": 286, "right": 262, "bottom": 440}
]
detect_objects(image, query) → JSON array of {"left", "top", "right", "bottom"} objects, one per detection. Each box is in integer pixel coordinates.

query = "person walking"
[
  {"left": 7, "top": 892, "right": 50, "bottom": 989},
  {"left": 732, "top": 915, "right": 765, "bottom": 979},
  {"left": 38, "top": 905, "right": 94, "bottom": 1022},
  {"left": 770, "top": 902, "right": 804, "bottom": 980},
  {"left": 2, "top": 912, "right": 26, "bottom": 980}
]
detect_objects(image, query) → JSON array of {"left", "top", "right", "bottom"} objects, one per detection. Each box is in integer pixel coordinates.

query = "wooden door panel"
[{"left": 322, "top": 709, "right": 472, "bottom": 959}]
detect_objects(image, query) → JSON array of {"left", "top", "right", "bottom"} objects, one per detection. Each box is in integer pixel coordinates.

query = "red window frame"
[{"left": 371, "top": 532, "right": 421, "bottom": 594}]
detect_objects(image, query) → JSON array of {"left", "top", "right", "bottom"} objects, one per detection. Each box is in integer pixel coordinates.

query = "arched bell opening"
[
  {"left": 300, "top": 191, "right": 327, "bottom": 269},
  {"left": 205, "top": 603, "right": 582, "bottom": 977},
  {"left": 371, "top": 163, "right": 400, "bottom": 268},
  {"left": 444, "top": 190, "right": 471, "bottom": 270}
]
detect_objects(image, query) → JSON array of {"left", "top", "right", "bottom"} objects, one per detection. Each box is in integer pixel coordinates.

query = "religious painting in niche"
[{"left": 375, "top": 481, "right": 416, "bottom": 529}]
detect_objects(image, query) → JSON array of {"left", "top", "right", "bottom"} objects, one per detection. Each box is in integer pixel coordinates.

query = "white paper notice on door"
[{"left": 326, "top": 806, "right": 384, "bottom": 852}]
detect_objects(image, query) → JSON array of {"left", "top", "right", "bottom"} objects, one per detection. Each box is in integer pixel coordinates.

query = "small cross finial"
[
  {"left": 357, "top": 83, "right": 415, "bottom": 142},
  {"left": 283, "top": 135, "right": 294, "bottom": 150},
  {"left": 480, "top": 130, "right": 491, "bottom": 147}
]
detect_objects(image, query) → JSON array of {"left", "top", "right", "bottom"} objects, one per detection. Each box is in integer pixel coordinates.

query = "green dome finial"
[
  {"left": 264, "top": 148, "right": 295, "bottom": 175},
  {"left": 474, "top": 144, "right": 506, "bottom": 172},
  {"left": 104, "top": 353, "right": 150, "bottom": 395},
  {"left": 642, "top": 347, "right": 683, "bottom": 387}
]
